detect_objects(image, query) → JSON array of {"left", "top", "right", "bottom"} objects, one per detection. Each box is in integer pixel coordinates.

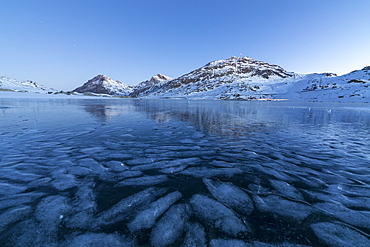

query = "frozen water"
[
  {"left": 0, "top": 182, "right": 27, "bottom": 195},
  {"left": 253, "top": 195, "right": 314, "bottom": 221},
  {"left": 269, "top": 180, "right": 304, "bottom": 200},
  {"left": 131, "top": 157, "right": 200, "bottom": 171},
  {"left": 203, "top": 178, "right": 254, "bottom": 215},
  {"left": 65, "top": 182, "right": 97, "bottom": 229},
  {"left": 0, "top": 205, "right": 32, "bottom": 234},
  {"left": 128, "top": 191, "right": 182, "bottom": 231},
  {"left": 311, "top": 222, "right": 370, "bottom": 247},
  {"left": 104, "top": 160, "right": 129, "bottom": 172},
  {"left": 35, "top": 195, "right": 71, "bottom": 229},
  {"left": 1, "top": 98, "right": 370, "bottom": 246},
  {"left": 251, "top": 242, "right": 311, "bottom": 246},
  {"left": 314, "top": 202, "right": 370, "bottom": 229},
  {"left": 160, "top": 164, "right": 188, "bottom": 174},
  {"left": 190, "top": 194, "right": 250, "bottom": 237},
  {"left": 210, "top": 238, "right": 250, "bottom": 247},
  {"left": 96, "top": 187, "right": 167, "bottom": 227},
  {"left": 180, "top": 167, "right": 243, "bottom": 178},
  {"left": 181, "top": 222, "right": 207, "bottom": 247},
  {"left": 115, "top": 175, "right": 168, "bottom": 187},
  {"left": 62, "top": 232, "right": 135, "bottom": 247},
  {"left": 150, "top": 204, "right": 188, "bottom": 247},
  {"left": 0, "top": 192, "right": 46, "bottom": 211}
]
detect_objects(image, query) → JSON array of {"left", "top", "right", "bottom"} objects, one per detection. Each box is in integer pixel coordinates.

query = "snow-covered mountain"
[
  {"left": 283, "top": 66, "right": 370, "bottom": 102},
  {"left": 73, "top": 75, "right": 134, "bottom": 96},
  {"left": 129, "top": 74, "right": 173, "bottom": 97},
  {"left": 136, "top": 57, "right": 370, "bottom": 102},
  {"left": 0, "top": 75, "right": 55, "bottom": 93}
]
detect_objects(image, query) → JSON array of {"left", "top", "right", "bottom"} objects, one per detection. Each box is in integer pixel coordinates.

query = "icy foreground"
[{"left": 1, "top": 98, "right": 370, "bottom": 246}]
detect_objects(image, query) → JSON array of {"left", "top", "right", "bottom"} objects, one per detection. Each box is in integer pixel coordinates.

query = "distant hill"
[
  {"left": 0, "top": 75, "right": 55, "bottom": 93},
  {"left": 73, "top": 75, "right": 134, "bottom": 96}
]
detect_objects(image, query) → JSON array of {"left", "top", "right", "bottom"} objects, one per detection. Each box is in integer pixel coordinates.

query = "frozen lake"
[{"left": 1, "top": 98, "right": 370, "bottom": 246}]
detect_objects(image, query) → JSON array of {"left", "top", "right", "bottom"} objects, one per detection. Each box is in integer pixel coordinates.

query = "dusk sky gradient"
[{"left": 1, "top": 0, "right": 370, "bottom": 90}]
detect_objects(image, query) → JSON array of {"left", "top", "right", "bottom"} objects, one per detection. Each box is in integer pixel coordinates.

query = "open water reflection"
[{"left": 0, "top": 98, "right": 370, "bottom": 246}]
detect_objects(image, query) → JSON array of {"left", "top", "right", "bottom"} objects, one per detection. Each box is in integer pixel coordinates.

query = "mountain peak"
[
  {"left": 149, "top": 74, "right": 173, "bottom": 83},
  {"left": 74, "top": 75, "right": 133, "bottom": 96},
  {"left": 88, "top": 75, "right": 112, "bottom": 84}
]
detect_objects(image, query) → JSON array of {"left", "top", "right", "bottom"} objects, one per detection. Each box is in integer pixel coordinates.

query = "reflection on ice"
[{"left": 1, "top": 98, "right": 370, "bottom": 246}]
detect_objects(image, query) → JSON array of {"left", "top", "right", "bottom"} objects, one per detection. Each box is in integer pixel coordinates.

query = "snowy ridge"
[
  {"left": 73, "top": 75, "right": 134, "bottom": 96},
  {"left": 0, "top": 75, "right": 55, "bottom": 93},
  {"left": 136, "top": 57, "right": 370, "bottom": 102}
]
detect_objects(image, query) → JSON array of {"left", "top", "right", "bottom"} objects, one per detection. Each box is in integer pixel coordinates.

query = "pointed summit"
[
  {"left": 73, "top": 75, "right": 133, "bottom": 96},
  {"left": 149, "top": 74, "right": 173, "bottom": 83},
  {"left": 129, "top": 74, "right": 173, "bottom": 97}
]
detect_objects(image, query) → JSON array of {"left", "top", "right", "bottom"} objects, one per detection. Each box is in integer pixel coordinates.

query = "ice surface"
[
  {"left": 311, "top": 222, "right": 370, "bottom": 247},
  {"left": 0, "top": 205, "right": 32, "bottom": 233},
  {"left": 181, "top": 222, "right": 207, "bottom": 247},
  {"left": 159, "top": 164, "right": 188, "bottom": 174},
  {"left": 251, "top": 242, "right": 311, "bottom": 247},
  {"left": 1, "top": 98, "right": 370, "bottom": 246},
  {"left": 96, "top": 187, "right": 167, "bottom": 227},
  {"left": 78, "top": 158, "right": 108, "bottom": 175},
  {"left": 314, "top": 202, "right": 370, "bottom": 229},
  {"left": 0, "top": 182, "right": 27, "bottom": 195},
  {"left": 115, "top": 175, "right": 168, "bottom": 187},
  {"left": 150, "top": 204, "right": 189, "bottom": 247},
  {"left": 253, "top": 195, "right": 313, "bottom": 221},
  {"left": 27, "top": 177, "right": 52, "bottom": 188},
  {"left": 131, "top": 157, "right": 200, "bottom": 171},
  {"left": 8, "top": 219, "right": 60, "bottom": 247},
  {"left": 0, "top": 168, "right": 42, "bottom": 182},
  {"left": 0, "top": 192, "right": 46, "bottom": 211},
  {"left": 180, "top": 167, "right": 243, "bottom": 178},
  {"left": 190, "top": 194, "right": 250, "bottom": 237},
  {"left": 51, "top": 170, "right": 77, "bottom": 191},
  {"left": 62, "top": 232, "right": 135, "bottom": 247},
  {"left": 128, "top": 191, "right": 182, "bottom": 231},
  {"left": 203, "top": 178, "right": 254, "bottom": 215},
  {"left": 269, "top": 180, "right": 304, "bottom": 200},
  {"left": 35, "top": 195, "right": 71, "bottom": 229},
  {"left": 65, "top": 183, "right": 97, "bottom": 229},
  {"left": 210, "top": 239, "right": 250, "bottom": 247},
  {"left": 104, "top": 160, "right": 129, "bottom": 172}
]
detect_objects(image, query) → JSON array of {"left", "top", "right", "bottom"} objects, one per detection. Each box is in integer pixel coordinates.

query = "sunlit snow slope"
[{"left": 0, "top": 75, "right": 55, "bottom": 93}]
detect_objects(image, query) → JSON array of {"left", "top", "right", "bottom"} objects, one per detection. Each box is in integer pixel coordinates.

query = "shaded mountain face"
[
  {"left": 129, "top": 74, "right": 173, "bottom": 97},
  {"left": 73, "top": 75, "right": 133, "bottom": 96},
  {"left": 0, "top": 75, "right": 54, "bottom": 93}
]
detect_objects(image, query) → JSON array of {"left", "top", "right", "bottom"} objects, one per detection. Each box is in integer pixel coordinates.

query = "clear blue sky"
[{"left": 1, "top": 0, "right": 369, "bottom": 90}]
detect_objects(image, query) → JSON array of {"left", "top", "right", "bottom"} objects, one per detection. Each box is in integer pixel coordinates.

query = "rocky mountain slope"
[
  {"left": 73, "top": 75, "right": 134, "bottom": 96},
  {"left": 137, "top": 57, "right": 370, "bottom": 102},
  {"left": 0, "top": 75, "right": 55, "bottom": 93},
  {"left": 129, "top": 74, "right": 173, "bottom": 97}
]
